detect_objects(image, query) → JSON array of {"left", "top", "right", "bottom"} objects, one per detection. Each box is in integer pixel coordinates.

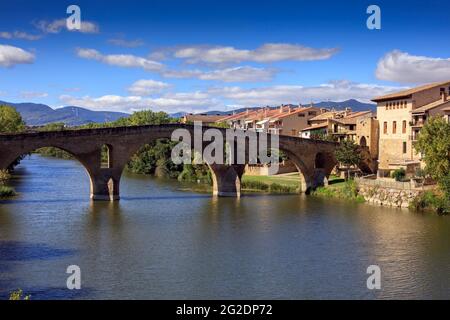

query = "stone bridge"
[{"left": 0, "top": 124, "right": 374, "bottom": 201}]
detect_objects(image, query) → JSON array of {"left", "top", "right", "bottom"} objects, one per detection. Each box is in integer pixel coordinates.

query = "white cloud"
[
  {"left": 76, "top": 48, "right": 164, "bottom": 72},
  {"left": 19, "top": 91, "right": 48, "bottom": 99},
  {"left": 376, "top": 50, "right": 450, "bottom": 83},
  {"left": 76, "top": 48, "right": 275, "bottom": 82},
  {"left": 35, "top": 19, "right": 99, "bottom": 34},
  {"left": 108, "top": 38, "right": 144, "bottom": 48},
  {"left": 162, "top": 66, "right": 275, "bottom": 82},
  {"left": 172, "top": 43, "right": 339, "bottom": 64},
  {"left": 209, "top": 80, "right": 407, "bottom": 105},
  {"left": 127, "top": 79, "right": 171, "bottom": 96},
  {"left": 59, "top": 91, "right": 222, "bottom": 114},
  {"left": 59, "top": 80, "right": 406, "bottom": 114},
  {"left": 0, "top": 44, "right": 35, "bottom": 67},
  {"left": 0, "top": 31, "right": 42, "bottom": 40}
]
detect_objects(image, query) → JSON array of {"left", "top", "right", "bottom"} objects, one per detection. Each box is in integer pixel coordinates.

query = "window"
[
  {"left": 100, "top": 144, "right": 112, "bottom": 168},
  {"left": 403, "top": 142, "right": 407, "bottom": 154},
  {"left": 383, "top": 122, "right": 388, "bottom": 134},
  {"left": 402, "top": 120, "right": 407, "bottom": 134},
  {"left": 298, "top": 113, "right": 305, "bottom": 117},
  {"left": 308, "top": 111, "right": 317, "bottom": 116},
  {"left": 393, "top": 121, "right": 397, "bottom": 134}
]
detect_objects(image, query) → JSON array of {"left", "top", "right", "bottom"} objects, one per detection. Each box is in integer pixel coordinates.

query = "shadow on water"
[{"left": 0, "top": 241, "right": 76, "bottom": 262}]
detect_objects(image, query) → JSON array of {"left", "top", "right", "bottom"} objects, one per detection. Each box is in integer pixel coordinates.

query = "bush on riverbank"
[
  {"left": 311, "top": 179, "right": 365, "bottom": 203},
  {"left": 0, "top": 186, "right": 16, "bottom": 198},
  {"left": 0, "top": 169, "right": 16, "bottom": 198},
  {"left": 241, "top": 179, "right": 298, "bottom": 193},
  {"left": 410, "top": 190, "right": 450, "bottom": 215}
]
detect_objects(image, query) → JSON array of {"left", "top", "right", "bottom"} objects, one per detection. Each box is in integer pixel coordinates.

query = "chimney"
[
  {"left": 441, "top": 88, "right": 447, "bottom": 102},
  {"left": 246, "top": 109, "right": 249, "bottom": 114},
  {"left": 288, "top": 106, "right": 292, "bottom": 114},
  {"left": 279, "top": 104, "right": 284, "bottom": 113}
]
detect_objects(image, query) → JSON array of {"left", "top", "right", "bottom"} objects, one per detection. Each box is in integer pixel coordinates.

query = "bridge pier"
[
  {"left": 90, "top": 172, "right": 120, "bottom": 201},
  {"left": 208, "top": 164, "right": 245, "bottom": 197}
]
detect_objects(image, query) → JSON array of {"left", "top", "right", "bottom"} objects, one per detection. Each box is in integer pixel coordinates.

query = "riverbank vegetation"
[
  {"left": 414, "top": 117, "right": 450, "bottom": 215},
  {"left": 311, "top": 178, "right": 365, "bottom": 203},
  {"left": 0, "top": 169, "right": 16, "bottom": 198}
]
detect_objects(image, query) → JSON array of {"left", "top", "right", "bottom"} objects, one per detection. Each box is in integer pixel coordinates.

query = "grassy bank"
[
  {"left": 241, "top": 173, "right": 300, "bottom": 193},
  {"left": 311, "top": 179, "right": 365, "bottom": 203}
]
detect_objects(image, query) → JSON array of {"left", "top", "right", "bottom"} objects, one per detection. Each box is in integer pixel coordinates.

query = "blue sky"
[{"left": 0, "top": 0, "right": 449, "bottom": 113}]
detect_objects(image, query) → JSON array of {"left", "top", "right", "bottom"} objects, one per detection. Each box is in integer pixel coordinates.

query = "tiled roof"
[
  {"left": 184, "top": 114, "right": 230, "bottom": 123},
  {"left": 301, "top": 122, "right": 329, "bottom": 131},
  {"left": 372, "top": 81, "right": 450, "bottom": 102},
  {"left": 411, "top": 98, "right": 450, "bottom": 114}
]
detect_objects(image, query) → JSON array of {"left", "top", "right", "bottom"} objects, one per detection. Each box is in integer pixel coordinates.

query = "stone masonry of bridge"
[{"left": 0, "top": 124, "right": 373, "bottom": 201}]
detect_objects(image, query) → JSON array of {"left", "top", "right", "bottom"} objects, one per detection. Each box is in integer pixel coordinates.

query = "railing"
[{"left": 354, "top": 177, "right": 424, "bottom": 190}]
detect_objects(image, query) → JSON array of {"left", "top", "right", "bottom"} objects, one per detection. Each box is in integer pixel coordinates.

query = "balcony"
[{"left": 410, "top": 118, "right": 426, "bottom": 127}]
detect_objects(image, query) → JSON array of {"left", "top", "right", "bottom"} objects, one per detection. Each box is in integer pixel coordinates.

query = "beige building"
[{"left": 372, "top": 80, "right": 450, "bottom": 175}]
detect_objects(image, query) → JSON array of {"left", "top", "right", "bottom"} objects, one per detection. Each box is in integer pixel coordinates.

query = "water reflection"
[{"left": 0, "top": 154, "right": 449, "bottom": 299}]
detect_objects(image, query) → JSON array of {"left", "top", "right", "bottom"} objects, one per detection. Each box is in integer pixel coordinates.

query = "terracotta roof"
[
  {"left": 184, "top": 114, "right": 230, "bottom": 123},
  {"left": 269, "top": 107, "right": 316, "bottom": 120},
  {"left": 411, "top": 98, "right": 450, "bottom": 114},
  {"left": 372, "top": 81, "right": 450, "bottom": 102},
  {"left": 301, "top": 122, "right": 329, "bottom": 131}
]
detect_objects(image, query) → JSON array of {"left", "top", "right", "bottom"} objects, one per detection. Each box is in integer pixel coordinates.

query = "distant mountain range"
[
  {"left": 0, "top": 99, "right": 375, "bottom": 126},
  {"left": 0, "top": 100, "right": 129, "bottom": 126},
  {"left": 171, "top": 99, "right": 376, "bottom": 117}
]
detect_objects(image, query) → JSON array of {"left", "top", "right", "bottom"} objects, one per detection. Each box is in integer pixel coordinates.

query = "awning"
[{"left": 256, "top": 119, "right": 269, "bottom": 125}]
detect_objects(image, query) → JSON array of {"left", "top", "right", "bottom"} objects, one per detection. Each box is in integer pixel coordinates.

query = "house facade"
[{"left": 372, "top": 80, "right": 450, "bottom": 175}]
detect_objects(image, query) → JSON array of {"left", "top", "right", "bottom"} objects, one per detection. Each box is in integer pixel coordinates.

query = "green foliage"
[
  {"left": 241, "top": 179, "right": 270, "bottom": 191},
  {"left": 414, "top": 116, "right": 450, "bottom": 181},
  {"left": 0, "top": 186, "right": 16, "bottom": 198},
  {"left": 36, "top": 147, "right": 73, "bottom": 159},
  {"left": 37, "top": 122, "right": 66, "bottom": 131},
  {"left": 410, "top": 191, "right": 450, "bottom": 215},
  {"left": 9, "top": 289, "right": 30, "bottom": 300},
  {"left": 240, "top": 179, "right": 298, "bottom": 193},
  {"left": 391, "top": 168, "right": 406, "bottom": 181},
  {"left": 0, "top": 169, "right": 11, "bottom": 186},
  {"left": 125, "top": 110, "right": 173, "bottom": 126},
  {"left": 312, "top": 179, "right": 365, "bottom": 203},
  {"left": 438, "top": 173, "right": 450, "bottom": 199},
  {"left": 178, "top": 164, "right": 212, "bottom": 184},
  {"left": 414, "top": 168, "right": 426, "bottom": 178},
  {"left": 335, "top": 140, "right": 362, "bottom": 169},
  {"left": 0, "top": 105, "right": 25, "bottom": 133}
]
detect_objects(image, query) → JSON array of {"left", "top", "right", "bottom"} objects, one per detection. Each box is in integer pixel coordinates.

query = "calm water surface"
[{"left": 1, "top": 154, "right": 450, "bottom": 299}]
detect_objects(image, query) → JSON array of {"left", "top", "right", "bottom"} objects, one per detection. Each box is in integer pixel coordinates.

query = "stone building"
[{"left": 372, "top": 80, "right": 450, "bottom": 176}]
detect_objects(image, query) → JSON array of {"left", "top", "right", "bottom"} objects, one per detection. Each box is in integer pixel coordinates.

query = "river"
[{"left": 0, "top": 154, "right": 449, "bottom": 299}]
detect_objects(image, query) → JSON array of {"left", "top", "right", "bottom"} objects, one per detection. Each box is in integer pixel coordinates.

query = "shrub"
[
  {"left": 9, "top": 289, "right": 30, "bottom": 300},
  {"left": 0, "top": 186, "right": 16, "bottom": 198},
  {"left": 241, "top": 180, "right": 270, "bottom": 191},
  {"left": 410, "top": 191, "right": 450, "bottom": 215},
  {"left": 438, "top": 173, "right": 450, "bottom": 199},
  {"left": 0, "top": 169, "right": 11, "bottom": 186},
  {"left": 391, "top": 168, "right": 406, "bottom": 181},
  {"left": 269, "top": 183, "right": 297, "bottom": 193}
]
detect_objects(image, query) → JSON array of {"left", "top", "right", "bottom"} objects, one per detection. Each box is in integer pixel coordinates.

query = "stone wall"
[{"left": 358, "top": 185, "right": 422, "bottom": 208}]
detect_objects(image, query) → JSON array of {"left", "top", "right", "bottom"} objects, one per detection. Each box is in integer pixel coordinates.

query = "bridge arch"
[{"left": 0, "top": 124, "right": 346, "bottom": 201}]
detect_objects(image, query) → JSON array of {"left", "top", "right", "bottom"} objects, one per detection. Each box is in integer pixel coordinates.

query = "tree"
[
  {"left": 335, "top": 140, "right": 362, "bottom": 180},
  {"left": 125, "top": 110, "right": 173, "bottom": 126},
  {"left": 415, "top": 116, "right": 450, "bottom": 181},
  {"left": 0, "top": 105, "right": 25, "bottom": 133}
]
